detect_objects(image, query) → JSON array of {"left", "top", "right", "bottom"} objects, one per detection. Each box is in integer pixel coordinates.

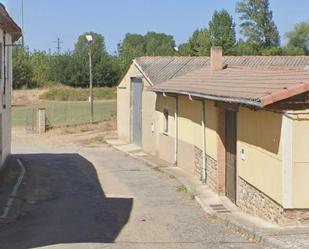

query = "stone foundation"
[
  {"left": 239, "top": 177, "right": 309, "bottom": 225},
  {"left": 194, "top": 146, "right": 218, "bottom": 193},
  {"left": 205, "top": 154, "right": 218, "bottom": 193},
  {"left": 194, "top": 146, "right": 203, "bottom": 180}
]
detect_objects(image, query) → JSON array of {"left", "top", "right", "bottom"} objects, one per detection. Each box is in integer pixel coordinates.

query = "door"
[
  {"left": 131, "top": 78, "right": 143, "bottom": 146},
  {"left": 225, "top": 110, "right": 237, "bottom": 203}
]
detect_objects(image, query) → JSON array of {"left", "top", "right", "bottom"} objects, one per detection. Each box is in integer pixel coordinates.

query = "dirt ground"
[{"left": 12, "top": 89, "right": 48, "bottom": 106}]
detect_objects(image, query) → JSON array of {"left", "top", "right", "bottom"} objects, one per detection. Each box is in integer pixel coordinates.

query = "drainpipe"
[
  {"left": 188, "top": 96, "right": 206, "bottom": 183},
  {"left": 174, "top": 96, "right": 178, "bottom": 164},
  {"left": 201, "top": 100, "right": 206, "bottom": 183}
]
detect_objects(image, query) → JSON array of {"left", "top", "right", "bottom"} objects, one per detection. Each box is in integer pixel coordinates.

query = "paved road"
[{"left": 0, "top": 130, "right": 269, "bottom": 249}]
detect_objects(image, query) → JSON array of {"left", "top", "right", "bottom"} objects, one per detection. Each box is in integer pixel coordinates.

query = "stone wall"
[
  {"left": 194, "top": 147, "right": 202, "bottom": 180},
  {"left": 194, "top": 146, "right": 218, "bottom": 193},
  {"left": 206, "top": 154, "right": 218, "bottom": 193},
  {"left": 239, "top": 177, "right": 309, "bottom": 225}
]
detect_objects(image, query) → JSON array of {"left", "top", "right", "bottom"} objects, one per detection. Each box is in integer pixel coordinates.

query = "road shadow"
[{"left": 0, "top": 153, "right": 133, "bottom": 249}]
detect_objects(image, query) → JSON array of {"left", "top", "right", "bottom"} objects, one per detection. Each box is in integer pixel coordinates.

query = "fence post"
[{"left": 37, "top": 107, "right": 46, "bottom": 134}]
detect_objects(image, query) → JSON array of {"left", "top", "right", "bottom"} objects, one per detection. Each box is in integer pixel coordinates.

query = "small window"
[{"left": 163, "top": 108, "right": 169, "bottom": 133}]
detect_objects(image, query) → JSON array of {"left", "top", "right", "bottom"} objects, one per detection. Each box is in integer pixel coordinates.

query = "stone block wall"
[
  {"left": 206, "top": 154, "right": 218, "bottom": 193},
  {"left": 194, "top": 146, "right": 218, "bottom": 193},
  {"left": 238, "top": 177, "right": 284, "bottom": 224},
  {"left": 239, "top": 177, "right": 309, "bottom": 225},
  {"left": 194, "top": 146, "right": 203, "bottom": 180}
]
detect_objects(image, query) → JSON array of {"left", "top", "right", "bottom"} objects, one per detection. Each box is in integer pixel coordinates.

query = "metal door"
[
  {"left": 131, "top": 78, "right": 143, "bottom": 146},
  {"left": 225, "top": 110, "right": 237, "bottom": 203}
]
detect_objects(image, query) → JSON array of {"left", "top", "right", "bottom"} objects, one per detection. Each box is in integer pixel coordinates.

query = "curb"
[
  {"left": 110, "top": 143, "right": 287, "bottom": 249},
  {"left": 0, "top": 159, "right": 26, "bottom": 219}
]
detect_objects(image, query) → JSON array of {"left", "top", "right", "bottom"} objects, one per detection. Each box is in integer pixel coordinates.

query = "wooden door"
[{"left": 225, "top": 110, "right": 237, "bottom": 203}]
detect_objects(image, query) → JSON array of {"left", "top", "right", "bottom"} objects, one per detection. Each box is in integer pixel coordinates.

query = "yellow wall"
[
  {"left": 155, "top": 94, "right": 176, "bottom": 162},
  {"left": 155, "top": 96, "right": 219, "bottom": 174},
  {"left": 238, "top": 107, "right": 283, "bottom": 204},
  {"left": 117, "top": 64, "right": 136, "bottom": 142},
  {"left": 291, "top": 113, "right": 309, "bottom": 208},
  {"left": 178, "top": 96, "right": 203, "bottom": 149},
  {"left": 117, "top": 63, "right": 157, "bottom": 154},
  {"left": 155, "top": 94, "right": 176, "bottom": 138},
  {"left": 142, "top": 84, "right": 157, "bottom": 154},
  {"left": 205, "top": 101, "right": 218, "bottom": 160}
]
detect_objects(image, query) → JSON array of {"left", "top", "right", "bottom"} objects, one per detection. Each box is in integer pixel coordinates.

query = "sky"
[{"left": 2, "top": 0, "right": 309, "bottom": 54}]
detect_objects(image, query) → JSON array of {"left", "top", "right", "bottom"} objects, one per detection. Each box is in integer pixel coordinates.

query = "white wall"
[{"left": 0, "top": 29, "right": 12, "bottom": 167}]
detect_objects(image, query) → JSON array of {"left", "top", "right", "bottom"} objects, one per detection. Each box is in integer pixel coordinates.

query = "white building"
[{"left": 0, "top": 4, "right": 22, "bottom": 165}]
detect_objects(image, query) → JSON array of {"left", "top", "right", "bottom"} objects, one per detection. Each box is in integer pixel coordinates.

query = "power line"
[{"left": 52, "top": 37, "right": 64, "bottom": 54}]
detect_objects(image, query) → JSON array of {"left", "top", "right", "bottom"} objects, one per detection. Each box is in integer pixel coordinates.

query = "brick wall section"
[
  {"left": 194, "top": 146, "right": 218, "bottom": 192},
  {"left": 239, "top": 177, "right": 309, "bottom": 225}
]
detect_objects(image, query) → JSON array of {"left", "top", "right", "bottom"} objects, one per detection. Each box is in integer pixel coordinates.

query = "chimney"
[{"left": 210, "top": 46, "right": 223, "bottom": 71}]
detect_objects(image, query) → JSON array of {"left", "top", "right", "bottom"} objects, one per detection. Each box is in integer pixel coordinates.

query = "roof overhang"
[
  {"left": 133, "top": 59, "right": 154, "bottom": 86},
  {"left": 150, "top": 88, "right": 263, "bottom": 108},
  {"left": 151, "top": 85, "right": 309, "bottom": 111},
  {"left": 0, "top": 4, "right": 22, "bottom": 42}
]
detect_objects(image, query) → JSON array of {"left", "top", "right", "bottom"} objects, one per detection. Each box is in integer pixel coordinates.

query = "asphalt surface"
[{"left": 0, "top": 130, "right": 269, "bottom": 249}]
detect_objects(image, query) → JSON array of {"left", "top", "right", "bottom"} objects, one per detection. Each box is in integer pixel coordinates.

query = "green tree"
[
  {"left": 69, "top": 32, "right": 121, "bottom": 87},
  {"left": 12, "top": 46, "right": 34, "bottom": 89},
  {"left": 236, "top": 0, "right": 280, "bottom": 47},
  {"left": 30, "top": 50, "right": 49, "bottom": 86},
  {"left": 281, "top": 46, "right": 305, "bottom": 56},
  {"left": 178, "top": 43, "right": 192, "bottom": 56},
  {"left": 260, "top": 47, "right": 282, "bottom": 55},
  {"left": 94, "top": 55, "right": 121, "bottom": 87},
  {"left": 285, "top": 22, "right": 309, "bottom": 54},
  {"left": 47, "top": 52, "right": 73, "bottom": 85},
  {"left": 178, "top": 29, "right": 211, "bottom": 56},
  {"left": 118, "top": 33, "right": 145, "bottom": 72},
  {"left": 72, "top": 32, "right": 107, "bottom": 86},
  {"left": 233, "top": 40, "right": 260, "bottom": 55},
  {"left": 209, "top": 9, "right": 236, "bottom": 54},
  {"left": 144, "top": 32, "right": 176, "bottom": 56}
]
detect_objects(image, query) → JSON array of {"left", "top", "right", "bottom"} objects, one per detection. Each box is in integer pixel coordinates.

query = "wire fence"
[{"left": 12, "top": 101, "right": 117, "bottom": 129}]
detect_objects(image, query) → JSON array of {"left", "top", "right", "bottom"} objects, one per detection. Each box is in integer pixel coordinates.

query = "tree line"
[{"left": 13, "top": 0, "right": 309, "bottom": 89}]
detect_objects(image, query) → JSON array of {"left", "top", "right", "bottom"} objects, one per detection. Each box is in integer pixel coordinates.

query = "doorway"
[
  {"left": 225, "top": 110, "right": 237, "bottom": 203},
  {"left": 131, "top": 78, "right": 143, "bottom": 146}
]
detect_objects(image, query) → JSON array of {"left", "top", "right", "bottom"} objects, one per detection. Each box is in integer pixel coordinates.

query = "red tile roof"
[
  {"left": 134, "top": 56, "right": 309, "bottom": 85},
  {"left": 150, "top": 66, "right": 309, "bottom": 108},
  {"left": 0, "top": 4, "right": 22, "bottom": 42}
]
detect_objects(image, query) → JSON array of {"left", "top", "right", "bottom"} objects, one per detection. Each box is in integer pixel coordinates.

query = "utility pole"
[
  {"left": 21, "top": 0, "right": 24, "bottom": 46},
  {"left": 88, "top": 46, "right": 94, "bottom": 123},
  {"left": 53, "top": 37, "right": 64, "bottom": 54},
  {"left": 86, "top": 35, "right": 94, "bottom": 123}
]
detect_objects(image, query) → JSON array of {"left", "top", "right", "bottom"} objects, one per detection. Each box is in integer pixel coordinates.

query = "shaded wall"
[
  {"left": 0, "top": 31, "right": 12, "bottom": 166},
  {"left": 237, "top": 107, "right": 283, "bottom": 205}
]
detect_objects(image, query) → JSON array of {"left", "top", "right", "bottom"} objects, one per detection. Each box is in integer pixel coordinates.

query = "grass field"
[
  {"left": 12, "top": 101, "right": 116, "bottom": 127},
  {"left": 40, "top": 87, "right": 116, "bottom": 101}
]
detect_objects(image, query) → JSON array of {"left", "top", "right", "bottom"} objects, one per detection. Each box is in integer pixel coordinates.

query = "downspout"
[
  {"left": 189, "top": 96, "right": 207, "bottom": 183},
  {"left": 3, "top": 31, "right": 6, "bottom": 108},
  {"left": 201, "top": 100, "right": 206, "bottom": 183},
  {"left": 174, "top": 96, "right": 178, "bottom": 165}
]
